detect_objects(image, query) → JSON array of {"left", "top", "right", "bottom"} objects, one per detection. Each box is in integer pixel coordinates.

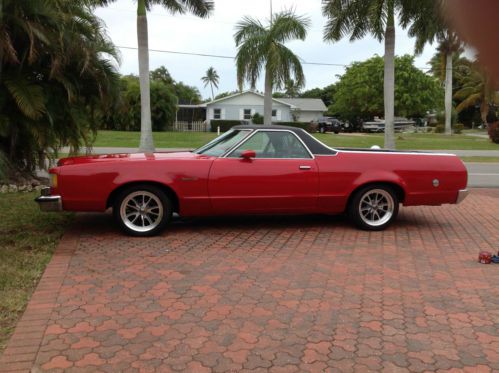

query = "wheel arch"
[
  {"left": 346, "top": 181, "right": 406, "bottom": 212},
  {"left": 106, "top": 181, "right": 180, "bottom": 214}
]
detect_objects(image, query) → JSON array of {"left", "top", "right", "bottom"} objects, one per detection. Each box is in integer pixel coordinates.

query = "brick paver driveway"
[{"left": 2, "top": 189, "right": 499, "bottom": 372}]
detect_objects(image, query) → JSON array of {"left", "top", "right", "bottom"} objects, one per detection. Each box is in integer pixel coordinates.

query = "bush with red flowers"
[{"left": 488, "top": 121, "right": 499, "bottom": 144}]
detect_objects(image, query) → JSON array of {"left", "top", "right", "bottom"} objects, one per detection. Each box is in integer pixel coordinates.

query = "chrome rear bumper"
[
  {"left": 35, "top": 187, "right": 62, "bottom": 212},
  {"left": 456, "top": 189, "right": 469, "bottom": 204}
]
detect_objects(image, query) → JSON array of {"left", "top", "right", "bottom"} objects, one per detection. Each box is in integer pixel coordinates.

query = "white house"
[{"left": 205, "top": 90, "right": 327, "bottom": 124}]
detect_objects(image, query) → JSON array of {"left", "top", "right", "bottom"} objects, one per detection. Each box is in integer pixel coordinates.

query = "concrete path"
[{"left": 1, "top": 189, "right": 499, "bottom": 372}]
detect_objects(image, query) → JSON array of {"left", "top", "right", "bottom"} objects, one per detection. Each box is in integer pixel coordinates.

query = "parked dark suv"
[{"left": 315, "top": 117, "right": 342, "bottom": 134}]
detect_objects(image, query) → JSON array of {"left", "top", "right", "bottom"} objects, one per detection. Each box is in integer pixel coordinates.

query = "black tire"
[
  {"left": 348, "top": 184, "right": 399, "bottom": 231},
  {"left": 113, "top": 184, "right": 172, "bottom": 236},
  {"left": 334, "top": 131, "right": 340, "bottom": 134}
]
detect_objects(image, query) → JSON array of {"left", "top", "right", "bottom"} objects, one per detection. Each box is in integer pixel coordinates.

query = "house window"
[
  {"left": 243, "top": 109, "right": 252, "bottom": 120},
  {"left": 272, "top": 109, "right": 277, "bottom": 117},
  {"left": 213, "top": 108, "right": 221, "bottom": 119}
]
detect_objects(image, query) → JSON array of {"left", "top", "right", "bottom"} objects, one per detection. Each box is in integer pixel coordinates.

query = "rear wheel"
[
  {"left": 348, "top": 185, "right": 399, "bottom": 230},
  {"left": 113, "top": 184, "right": 172, "bottom": 236}
]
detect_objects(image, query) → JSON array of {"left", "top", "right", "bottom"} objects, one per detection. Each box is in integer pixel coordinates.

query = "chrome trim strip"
[
  {"left": 456, "top": 189, "right": 469, "bottom": 204},
  {"left": 223, "top": 129, "right": 315, "bottom": 159}
]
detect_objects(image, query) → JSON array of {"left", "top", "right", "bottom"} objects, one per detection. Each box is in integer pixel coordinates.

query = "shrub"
[
  {"left": 252, "top": 112, "right": 264, "bottom": 124},
  {"left": 453, "top": 123, "right": 464, "bottom": 134},
  {"left": 488, "top": 121, "right": 499, "bottom": 144},
  {"left": 210, "top": 120, "right": 243, "bottom": 132},
  {"left": 435, "top": 124, "right": 445, "bottom": 133},
  {"left": 436, "top": 108, "right": 457, "bottom": 126}
]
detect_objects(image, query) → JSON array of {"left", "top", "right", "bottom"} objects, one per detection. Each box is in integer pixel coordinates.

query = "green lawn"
[
  {"left": 92, "top": 130, "right": 499, "bottom": 151},
  {"left": 0, "top": 192, "right": 73, "bottom": 352}
]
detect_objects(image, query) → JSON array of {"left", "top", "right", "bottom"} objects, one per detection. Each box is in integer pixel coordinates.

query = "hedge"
[{"left": 209, "top": 120, "right": 318, "bottom": 133}]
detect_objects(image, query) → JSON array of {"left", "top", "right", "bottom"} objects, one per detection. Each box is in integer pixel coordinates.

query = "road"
[{"left": 466, "top": 162, "right": 499, "bottom": 188}]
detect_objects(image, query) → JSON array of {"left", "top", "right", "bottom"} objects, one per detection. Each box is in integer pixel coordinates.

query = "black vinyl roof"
[{"left": 232, "top": 125, "right": 337, "bottom": 155}]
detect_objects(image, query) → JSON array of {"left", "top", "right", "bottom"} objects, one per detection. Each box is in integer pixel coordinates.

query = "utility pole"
[{"left": 270, "top": 0, "right": 273, "bottom": 24}]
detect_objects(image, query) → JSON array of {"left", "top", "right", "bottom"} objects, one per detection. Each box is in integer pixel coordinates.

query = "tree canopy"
[
  {"left": 331, "top": 55, "right": 442, "bottom": 120},
  {"left": 0, "top": 0, "right": 120, "bottom": 178}
]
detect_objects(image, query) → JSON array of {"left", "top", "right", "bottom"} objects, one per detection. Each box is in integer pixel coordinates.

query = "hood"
[{"left": 56, "top": 151, "right": 207, "bottom": 166}]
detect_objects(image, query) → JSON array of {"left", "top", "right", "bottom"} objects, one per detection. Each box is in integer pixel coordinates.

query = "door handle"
[{"left": 299, "top": 165, "right": 311, "bottom": 170}]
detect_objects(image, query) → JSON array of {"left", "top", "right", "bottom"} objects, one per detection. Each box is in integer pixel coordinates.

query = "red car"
[{"left": 36, "top": 125, "right": 468, "bottom": 236}]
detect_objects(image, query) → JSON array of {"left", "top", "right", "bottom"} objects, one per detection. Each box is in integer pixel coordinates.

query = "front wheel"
[
  {"left": 348, "top": 185, "right": 399, "bottom": 230},
  {"left": 113, "top": 184, "right": 172, "bottom": 236}
]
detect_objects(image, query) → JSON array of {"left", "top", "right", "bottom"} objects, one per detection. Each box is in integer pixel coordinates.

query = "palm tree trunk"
[
  {"left": 383, "top": 1, "right": 395, "bottom": 150},
  {"left": 480, "top": 100, "right": 489, "bottom": 126},
  {"left": 210, "top": 82, "right": 214, "bottom": 101},
  {"left": 263, "top": 64, "right": 273, "bottom": 125},
  {"left": 444, "top": 52, "right": 453, "bottom": 135},
  {"left": 137, "top": 0, "right": 155, "bottom": 152}
]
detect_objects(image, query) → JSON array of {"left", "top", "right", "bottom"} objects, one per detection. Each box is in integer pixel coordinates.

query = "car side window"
[{"left": 228, "top": 131, "right": 312, "bottom": 159}]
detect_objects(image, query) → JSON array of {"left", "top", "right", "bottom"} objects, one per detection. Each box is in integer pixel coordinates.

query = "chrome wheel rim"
[
  {"left": 359, "top": 189, "right": 394, "bottom": 227},
  {"left": 120, "top": 191, "right": 163, "bottom": 233}
]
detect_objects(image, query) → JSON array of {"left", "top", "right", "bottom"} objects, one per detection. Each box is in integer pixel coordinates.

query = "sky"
[{"left": 94, "top": 0, "right": 438, "bottom": 101}]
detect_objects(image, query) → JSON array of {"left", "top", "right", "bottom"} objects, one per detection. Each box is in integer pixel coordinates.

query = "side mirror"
[{"left": 240, "top": 150, "right": 256, "bottom": 160}]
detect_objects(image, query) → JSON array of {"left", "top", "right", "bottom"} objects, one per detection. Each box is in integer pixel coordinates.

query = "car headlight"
[{"left": 50, "top": 174, "right": 58, "bottom": 188}]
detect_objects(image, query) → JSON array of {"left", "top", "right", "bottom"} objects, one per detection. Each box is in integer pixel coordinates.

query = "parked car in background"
[
  {"left": 362, "top": 117, "right": 416, "bottom": 132},
  {"left": 36, "top": 125, "right": 468, "bottom": 236},
  {"left": 315, "top": 116, "right": 342, "bottom": 134}
]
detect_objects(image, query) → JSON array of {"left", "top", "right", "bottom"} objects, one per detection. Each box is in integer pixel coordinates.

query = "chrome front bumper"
[
  {"left": 35, "top": 187, "right": 62, "bottom": 212},
  {"left": 456, "top": 189, "right": 469, "bottom": 204}
]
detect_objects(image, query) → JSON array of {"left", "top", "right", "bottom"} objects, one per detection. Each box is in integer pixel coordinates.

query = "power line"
[{"left": 117, "top": 45, "right": 348, "bottom": 67}]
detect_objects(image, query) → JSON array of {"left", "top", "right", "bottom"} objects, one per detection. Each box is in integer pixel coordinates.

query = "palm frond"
[
  {"left": 4, "top": 76, "right": 46, "bottom": 120},
  {"left": 455, "top": 93, "right": 480, "bottom": 112},
  {"left": 270, "top": 10, "right": 310, "bottom": 44}
]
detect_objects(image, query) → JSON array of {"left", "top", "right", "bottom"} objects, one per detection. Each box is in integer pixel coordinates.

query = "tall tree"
[
  {"left": 331, "top": 55, "right": 441, "bottom": 121},
  {"left": 91, "top": 0, "right": 213, "bottom": 152},
  {"left": 201, "top": 66, "right": 219, "bottom": 101},
  {"left": 409, "top": 0, "right": 463, "bottom": 135},
  {"left": 322, "top": 0, "right": 416, "bottom": 149},
  {"left": 234, "top": 10, "right": 310, "bottom": 125},
  {"left": 454, "top": 60, "right": 499, "bottom": 126}
]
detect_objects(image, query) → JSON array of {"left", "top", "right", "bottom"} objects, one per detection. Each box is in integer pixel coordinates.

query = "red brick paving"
[{"left": 1, "top": 189, "right": 499, "bottom": 372}]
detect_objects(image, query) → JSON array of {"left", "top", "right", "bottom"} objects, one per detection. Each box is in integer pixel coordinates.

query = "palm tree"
[
  {"left": 90, "top": 0, "right": 213, "bottom": 152},
  {"left": 408, "top": 0, "right": 463, "bottom": 135},
  {"left": 201, "top": 66, "right": 219, "bottom": 101},
  {"left": 0, "top": 0, "right": 120, "bottom": 176},
  {"left": 454, "top": 60, "right": 499, "bottom": 126},
  {"left": 234, "top": 10, "right": 310, "bottom": 125},
  {"left": 322, "top": 0, "right": 417, "bottom": 149}
]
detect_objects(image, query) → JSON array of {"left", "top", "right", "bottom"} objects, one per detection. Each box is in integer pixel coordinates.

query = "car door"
[{"left": 208, "top": 130, "right": 319, "bottom": 214}]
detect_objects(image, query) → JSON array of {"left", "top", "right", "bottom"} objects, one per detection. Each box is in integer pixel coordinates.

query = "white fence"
[{"left": 173, "top": 121, "right": 208, "bottom": 132}]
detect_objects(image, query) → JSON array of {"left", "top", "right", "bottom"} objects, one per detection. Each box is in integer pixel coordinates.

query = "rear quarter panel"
[{"left": 315, "top": 151, "right": 467, "bottom": 213}]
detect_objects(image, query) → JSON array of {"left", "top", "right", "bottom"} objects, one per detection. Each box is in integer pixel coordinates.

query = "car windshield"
[{"left": 194, "top": 129, "right": 251, "bottom": 157}]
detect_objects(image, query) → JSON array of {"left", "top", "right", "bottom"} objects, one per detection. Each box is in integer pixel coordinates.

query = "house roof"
[
  {"left": 205, "top": 90, "right": 294, "bottom": 107},
  {"left": 277, "top": 98, "right": 327, "bottom": 112},
  {"left": 205, "top": 90, "right": 327, "bottom": 112}
]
